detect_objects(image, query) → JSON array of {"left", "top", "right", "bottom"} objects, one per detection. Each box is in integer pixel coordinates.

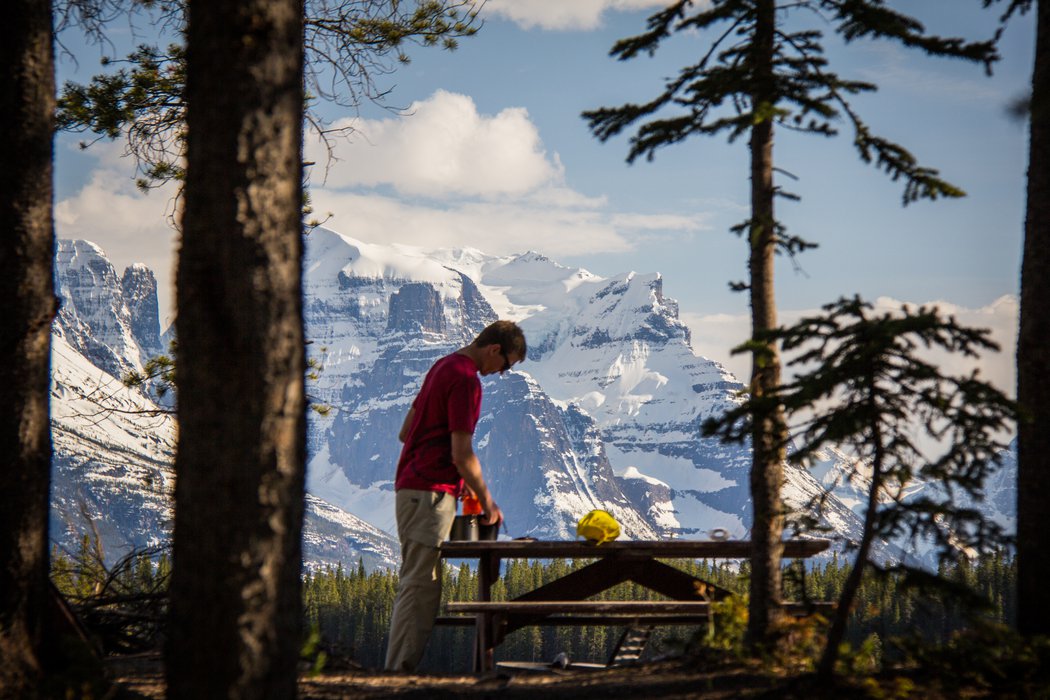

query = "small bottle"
[{"left": 462, "top": 494, "right": 483, "bottom": 515}]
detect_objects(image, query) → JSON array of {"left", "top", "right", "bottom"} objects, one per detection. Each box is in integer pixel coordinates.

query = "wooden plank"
[
  {"left": 476, "top": 550, "right": 498, "bottom": 672},
  {"left": 468, "top": 557, "right": 729, "bottom": 645},
  {"left": 508, "top": 558, "right": 733, "bottom": 603},
  {"left": 438, "top": 614, "right": 711, "bottom": 627},
  {"left": 439, "top": 538, "right": 830, "bottom": 560},
  {"left": 445, "top": 601, "right": 833, "bottom": 616},
  {"left": 434, "top": 616, "right": 477, "bottom": 626},
  {"left": 614, "top": 559, "right": 732, "bottom": 601},
  {"left": 512, "top": 557, "right": 636, "bottom": 603},
  {"left": 448, "top": 601, "right": 712, "bottom": 614}
]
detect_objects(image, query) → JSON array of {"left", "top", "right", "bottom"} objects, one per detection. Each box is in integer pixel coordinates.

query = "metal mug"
[
  {"left": 449, "top": 514, "right": 479, "bottom": 541},
  {"left": 448, "top": 514, "right": 499, "bottom": 541}
]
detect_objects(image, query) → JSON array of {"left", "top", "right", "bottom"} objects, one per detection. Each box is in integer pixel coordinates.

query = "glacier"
[
  {"left": 300, "top": 227, "right": 872, "bottom": 547},
  {"left": 49, "top": 239, "right": 398, "bottom": 571},
  {"left": 47, "top": 228, "right": 1014, "bottom": 571}
]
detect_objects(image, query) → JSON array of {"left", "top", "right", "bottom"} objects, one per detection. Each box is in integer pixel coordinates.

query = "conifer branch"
[
  {"left": 983, "top": 0, "right": 1034, "bottom": 25},
  {"left": 57, "top": 1, "right": 484, "bottom": 190},
  {"left": 828, "top": 0, "right": 1000, "bottom": 73}
]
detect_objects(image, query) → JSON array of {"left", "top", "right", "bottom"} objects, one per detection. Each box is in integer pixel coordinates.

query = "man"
[{"left": 384, "top": 320, "right": 527, "bottom": 672}]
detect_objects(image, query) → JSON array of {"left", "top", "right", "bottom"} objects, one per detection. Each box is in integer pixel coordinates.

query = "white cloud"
[
  {"left": 483, "top": 0, "right": 679, "bottom": 31},
  {"left": 610, "top": 212, "right": 710, "bottom": 231},
  {"left": 55, "top": 90, "right": 713, "bottom": 324},
  {"left": 683, "top": 295, "right": 1019, "bottom": 397},
  {"left": 307, "top": 90, "right": 563, "bottom": 198},
  {"left": 307, "top": 89, "right": 710, "bottom": 256},
  {"left": 683, "top": 310, "right": 754, "bottom": 380},
  {"left": 882, "top": 295, "right": 1018, "bottom": 397},
  {"left": 309, "top": 189, "right": 705, "bottom": 257}
]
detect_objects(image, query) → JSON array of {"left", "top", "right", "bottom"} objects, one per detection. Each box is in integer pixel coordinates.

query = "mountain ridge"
[
  {"left": 302, "top": 226, "right": 872, "bottom": 549},
  {"left": 48, "top": 228, "right": 1015, "bottom": 571},
  {"left": 49, "top": 237, "right": 399, "bottom": 571}
]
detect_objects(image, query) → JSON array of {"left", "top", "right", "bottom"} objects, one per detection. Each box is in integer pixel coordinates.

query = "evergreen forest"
[{"left": 50, "top": 541, "right": 1018, "bottom": 675}]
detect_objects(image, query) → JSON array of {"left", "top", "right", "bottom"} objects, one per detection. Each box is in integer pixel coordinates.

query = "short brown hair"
[{"left": 473, "top": 320, "right": 527, "bottom": 361}]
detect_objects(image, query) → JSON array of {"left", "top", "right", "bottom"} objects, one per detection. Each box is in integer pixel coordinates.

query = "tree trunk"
[
  {"left": 166, "top": 0, "right": 306, "bottom": 696},
  {"left": 818, "top": 386, "right": 884, "bottom": 679},
  {"left": 0, "top": 1, "right": 56, "bottom": 697},
  {"left": 1017, "top": 0, "right": 1050, "bottom": 639},
  {"left": 745, "top": 0, "right": 786, "bottom": 650}
]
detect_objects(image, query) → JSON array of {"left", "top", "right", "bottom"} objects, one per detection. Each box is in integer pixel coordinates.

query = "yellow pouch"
[{"left": 576, "top": 509, "right": 621, "bottom": 545}]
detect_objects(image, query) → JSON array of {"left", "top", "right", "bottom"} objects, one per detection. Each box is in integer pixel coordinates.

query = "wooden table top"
[{"left": 439, "top": 538, "right": 830, "bottom": 559}]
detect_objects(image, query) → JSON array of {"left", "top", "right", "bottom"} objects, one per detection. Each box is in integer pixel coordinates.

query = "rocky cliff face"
[
  {"left": 121, "top": 263, "right": 163, "bottom": 357},
  {"left": 51, "top": 332, "right": 175, "bottom": 554},
  {"left": 50, "top": 238, "right": 398, "bottom": 570},
  {"left": 54, "top": 240, "right": 146, "bottom": 380},
  {"left": 302, "top": 227, "right": 878, "bottom": 551},
  {"left": 49, "top": 229, "right": 1011, "bottom": 570}
]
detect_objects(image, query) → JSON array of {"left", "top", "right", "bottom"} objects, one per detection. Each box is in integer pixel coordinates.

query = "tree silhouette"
[
  {"left": 704, "top": 296, "right": 1015, "bottom": 677},
  {"left": 0, "top": 1, "right": 57, "bottom": 694},
  {"left": 985, "top": 0, "right": 1050, "bottom": 640},
  {"left": 1015, "top": 0, "right": 1050, "bottom": 640},
  {"left": 584, "top": 0, "right": 998, "bottom": 648},
  {"left": 57, "top": 0, "right": 481, "bottom": 190},
  {"left": 165, "top": 0, "right": 307, "bottom": 695}
]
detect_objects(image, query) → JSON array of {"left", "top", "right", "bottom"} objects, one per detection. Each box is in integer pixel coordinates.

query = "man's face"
[{"left": 480, "top": 344, "right": 522, "bottom": 376}]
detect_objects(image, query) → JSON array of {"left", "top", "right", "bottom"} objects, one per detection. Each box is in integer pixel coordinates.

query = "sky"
[{"left": 52, "top": 0, "right": 1035, "bottom": 392}]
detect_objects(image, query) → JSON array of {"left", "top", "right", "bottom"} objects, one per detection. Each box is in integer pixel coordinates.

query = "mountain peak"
[
  {"left": 50, "top": 232, "right": 1011, "bottom": 571},
  {"left": 54, "top": 239, "right": 146, "bottom": 379}
]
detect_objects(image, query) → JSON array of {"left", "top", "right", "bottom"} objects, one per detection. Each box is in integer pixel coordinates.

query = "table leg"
[
  {"left": 473, "top": 551, "right": 500, "bottom": 672},
  {"left": 473, "top": 612, "right": 488, "bottom": 673}
]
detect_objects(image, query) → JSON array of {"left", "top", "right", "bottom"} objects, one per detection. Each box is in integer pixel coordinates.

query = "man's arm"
[
  {"left": 451, "top": 431, "right": 503, "bottom": 527},
  {"left": 398, "top": 408, "right": 415, "bottom": 443}
]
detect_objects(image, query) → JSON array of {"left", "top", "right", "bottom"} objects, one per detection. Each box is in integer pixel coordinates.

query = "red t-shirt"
[{"left": 394, "top": 352, "right": 482, "bottom": 494}]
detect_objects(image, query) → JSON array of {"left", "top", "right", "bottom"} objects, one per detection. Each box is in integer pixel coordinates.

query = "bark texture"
[
  {"left": 745, "top": 0, "right": 786, "bottom": 649},
  {"left": 1017, "top": 0, "right": 1050, "bottom": 639},
  {"left": 166, "top": 0, "right": 306, "bottom": 696},
  {"left": 0, "top": 1, "right": 56, "bottom": 697}
]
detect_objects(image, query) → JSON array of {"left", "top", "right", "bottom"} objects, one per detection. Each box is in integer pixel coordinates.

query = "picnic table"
[{"left": 438, "top": 538, "right": 832, "bottom": 672}]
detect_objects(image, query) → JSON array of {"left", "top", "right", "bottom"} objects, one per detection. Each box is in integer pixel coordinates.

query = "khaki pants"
[{"left": 384, "top": 488, "right": 456, "bottom": 672}]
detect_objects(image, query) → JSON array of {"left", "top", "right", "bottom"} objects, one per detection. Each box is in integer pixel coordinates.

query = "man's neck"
[{"left": 456, "top": 345, "right": 482, "bottom": 372}]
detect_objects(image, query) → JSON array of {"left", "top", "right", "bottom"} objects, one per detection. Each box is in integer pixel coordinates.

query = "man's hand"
[
  {"left": 481, "top": 503, "right": 503, "bottom": 527},
  {"left": 451, "top": 430, "right": 503, "bottom": 528}
]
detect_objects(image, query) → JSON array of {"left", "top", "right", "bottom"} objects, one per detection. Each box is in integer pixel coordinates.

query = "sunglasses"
[{"left": 499, "top": 348, "right": 512, "bottom": 374}]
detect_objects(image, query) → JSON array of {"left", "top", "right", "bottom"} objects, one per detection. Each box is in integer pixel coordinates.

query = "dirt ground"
[
  {"left": 105, "top": 655, "right": 812, "bottom": 699},
  {"left": 106, "top": 654, "right": 996, "bottom": 700}
]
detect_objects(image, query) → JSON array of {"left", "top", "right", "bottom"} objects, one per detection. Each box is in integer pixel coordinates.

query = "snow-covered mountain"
[
  {"left": 54, "top": 240, "right": 153, "bottom": 381},
  {"left": 795, "top": 436, "right": 1016, "bottom": 567},
  {"left": 983, "top": 438, "right": 1017, "bottom": 534},
  {"left": 49, "top": 230, "right": 1014, "bottom": 572},
  {"left": 49, "top": 239, "right": 398, "bottom": 571},
  {"left": 302, "top": 227, "right": 874, "bottom": 548}
]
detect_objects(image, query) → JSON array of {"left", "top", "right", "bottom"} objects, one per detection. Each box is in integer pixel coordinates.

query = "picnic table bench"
[{"left": 438, "top": 538, "right": 832, "bottom": 671}]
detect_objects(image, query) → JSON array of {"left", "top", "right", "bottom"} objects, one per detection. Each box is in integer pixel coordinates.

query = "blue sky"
[{"left": 53, "top": 0, "right": 1035, "bottom": 388}]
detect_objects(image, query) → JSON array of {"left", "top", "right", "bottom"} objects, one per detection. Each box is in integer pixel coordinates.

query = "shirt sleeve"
[{"left": 446, "top": 375, "right": 481, "bottom": 434}]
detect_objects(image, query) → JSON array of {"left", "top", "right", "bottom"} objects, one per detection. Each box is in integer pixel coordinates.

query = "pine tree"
[
  {"left": 165, "top": 0, "right": 307, "bottom": 695},
  {"left": 707, "top": 296, "right": 1015, "bottom": 676},
  {"left": 585, "top": 0, "right": 998, "bottom": 650},
  {"left": 0, "top": 1, "right": 56, "bottom": 694},
  {"left": 57, "top": 0, "right": 480, "bottom": 191},
  {"left": 984, "top": 0, "right": 1050, "bottom": 640}
]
